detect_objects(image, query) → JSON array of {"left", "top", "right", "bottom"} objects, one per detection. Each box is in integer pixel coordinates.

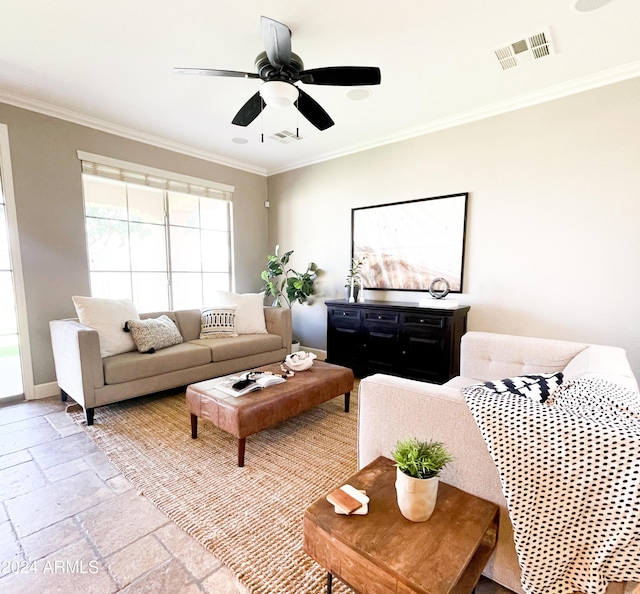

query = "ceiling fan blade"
[
  {"left": 261, "top": 16, "right": 291, "bottom": 69},
  {"left": 295, "top": 88, "right": 334, "bottom": 131},
  {"left": 298, "top": 66, "right": 381, "bottom": 86},
  {"left": 173, "top": 67, "right": 260, "bottom": 79},
  {"left": 231, "top": 92, "right": 264, "bottom": 126}
]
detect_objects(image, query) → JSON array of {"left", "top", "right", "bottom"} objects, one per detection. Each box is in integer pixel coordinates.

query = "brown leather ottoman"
[{"left": 186, "top": 361, "right": 354, "bottom": 466}]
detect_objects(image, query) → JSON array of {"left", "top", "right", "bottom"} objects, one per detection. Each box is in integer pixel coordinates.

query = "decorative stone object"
[
  {"left": 283, "top": 350, "right": 317, "bottom": 371},
  {"left": 428, "top": 277, "right": 450, "bottom": 299}
]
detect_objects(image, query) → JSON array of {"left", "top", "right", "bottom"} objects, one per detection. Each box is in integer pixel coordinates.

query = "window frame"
[
  {"left": 78, "top": 152, "right": 235, "bottom": 311},
  {"left": 1, "top": 123, "right": 33, "bottom": 399}
]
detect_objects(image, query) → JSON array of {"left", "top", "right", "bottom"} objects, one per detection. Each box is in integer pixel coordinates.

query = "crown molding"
[
  {"left": 0, "top": 91, "right": 267, "bottom": 177},
  {"left": 266, "top": 61, "right": 640, "bottom": 175},
  {"left": 3, "top": 60, "right": 639, "bottom": 179}
]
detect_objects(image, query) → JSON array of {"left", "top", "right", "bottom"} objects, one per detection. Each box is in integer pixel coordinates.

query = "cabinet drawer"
[
  {"left": 330, "top": 308, "right": 360, "bottom": 322},
  {"left": 403, "top": 313, "right": 445, "bottom": 329},
  {"left": 363, "top": 311, "right": 399, "bottom": 325}
]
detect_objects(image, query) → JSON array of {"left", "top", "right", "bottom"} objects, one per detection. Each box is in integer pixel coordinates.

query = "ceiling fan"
[{"left": 173, "top": 16, "right": 381, "bottom": 131}]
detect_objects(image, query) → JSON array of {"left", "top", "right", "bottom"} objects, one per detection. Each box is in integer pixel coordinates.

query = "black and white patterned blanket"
[{"left": 463, "top": 377, "right": 640, "bottom": 594}]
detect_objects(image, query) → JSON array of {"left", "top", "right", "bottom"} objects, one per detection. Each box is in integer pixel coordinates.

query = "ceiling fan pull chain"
[{"left": 261, "top": 100, "right": 264, "bottom": 143}]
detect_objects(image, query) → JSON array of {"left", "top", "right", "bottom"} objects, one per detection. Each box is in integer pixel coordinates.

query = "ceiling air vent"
[
  {"left": 269, "top": 130, "right": 303, "bottom": 144},
  {"left": 493, "top": 29, "right": 554, "bottom": 70}
]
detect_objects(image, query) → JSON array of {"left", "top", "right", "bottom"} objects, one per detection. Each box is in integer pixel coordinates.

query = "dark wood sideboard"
[{"left": 325, "top": 300, "right": 470, "bottom": 383}]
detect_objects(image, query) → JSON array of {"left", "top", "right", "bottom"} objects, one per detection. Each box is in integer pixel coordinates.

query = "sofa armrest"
[
  {"left": 358, "top": 373, "right": 504, "bottom": 503},
  {"left": 49, "top": 319, "right": 104, "bottom": 409},
  {"left": 357, "top": 372, "right": 523, "bottom": 593},
  {"left": 263, "top": 306, "right": 292, "bottom": 352}
]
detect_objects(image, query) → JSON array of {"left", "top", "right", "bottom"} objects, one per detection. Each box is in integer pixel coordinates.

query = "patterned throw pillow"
[
  {"left": 200, "top": 307, "right": 238, "bottom": 339},
  {"left": 478, "top": 372, "right": 564, "bottom": 403},
  {"left": 124, "top": 315, "right": 183, "bottom": 354}
]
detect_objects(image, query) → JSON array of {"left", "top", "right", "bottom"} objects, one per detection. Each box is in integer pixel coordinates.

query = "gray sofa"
[{"left": 50, "top": 307, "right": 292, "bottom": 425}]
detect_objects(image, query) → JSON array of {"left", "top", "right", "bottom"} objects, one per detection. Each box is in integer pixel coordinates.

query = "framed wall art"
[{"left": 351, "top": 192, "right": 468, "bottom": 292}]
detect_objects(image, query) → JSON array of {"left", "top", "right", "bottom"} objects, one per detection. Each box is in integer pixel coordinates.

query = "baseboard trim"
[
  {"left": 31, "top": 381, "right": 60, "bottom": 400},
  {"left": 300, "top": 346, "right": 327, "bottom": 361}
]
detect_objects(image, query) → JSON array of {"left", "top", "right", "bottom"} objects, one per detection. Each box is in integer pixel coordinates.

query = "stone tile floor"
[
  {"left": 0, "top": 396, "right": 247, "bottom": 593},
  {"left": 0, "top": 395, "right": 513, "bottom": 593}
]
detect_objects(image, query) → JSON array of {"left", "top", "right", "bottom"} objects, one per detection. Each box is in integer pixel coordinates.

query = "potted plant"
[
  {"left": 260, "top": 244, "right": 318, "bottom": 308},
  {"left": 345, "top": 258, "right": 363, "bottom": 302},
  {"left": 391, "top": 437, "right": 453, "bottom": 522}
]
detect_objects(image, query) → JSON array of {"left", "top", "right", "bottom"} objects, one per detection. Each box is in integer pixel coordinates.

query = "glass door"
[{"left": 0, "top": 125, "right": 25, "bottom": 401}]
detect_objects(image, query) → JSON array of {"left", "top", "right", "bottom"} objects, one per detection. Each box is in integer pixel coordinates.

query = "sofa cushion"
[
  {"left": 173, "top": 309, "right": 202, "bottom": 342},
  {"left": 460, "top": 331, "right": 586, "bottom": 381},
  {"left": 125, "top": 315, "right": 183, "bottom": 353},
  {"left": 72, "top": 296, "right": 139, "bottom": 358},
  {"left": 563, "top": 346, "right": 640, "bottom": 395},
  {"left": 190, "top": 334, "right": 283, "bottom": 362},
  {"left": 103, "top": 342, "right": 212, "bottom": 385},
  {"left": 210, "top": 291, "right": 267, "bottom": 335},
  {"left": 199, "top": 307, "right": 238, "bottom": 339}
]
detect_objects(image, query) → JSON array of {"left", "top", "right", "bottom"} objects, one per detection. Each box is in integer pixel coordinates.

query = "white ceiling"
[{"left": 1, "top": 0, "right": 639, "bottom": 176}]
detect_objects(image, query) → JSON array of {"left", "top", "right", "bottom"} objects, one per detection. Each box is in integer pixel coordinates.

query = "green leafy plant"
[
  {"left": 345, "top": 257, "right": 364, "bottom": 288},
  {"left": 260, "top": 244, "right": 318, "bottom": 307},
  {"left": 391, "top": 437, "right": 454, "bottom": 479}
]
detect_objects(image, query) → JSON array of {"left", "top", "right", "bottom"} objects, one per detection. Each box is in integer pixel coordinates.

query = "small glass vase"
[{"left": 345, "top": 285, "right": 360, "bottom": 302}]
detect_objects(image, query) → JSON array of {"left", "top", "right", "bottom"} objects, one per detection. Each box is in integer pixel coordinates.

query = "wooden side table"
[{"left": 303, "top": 456, "right": 499, "bottom": 594}]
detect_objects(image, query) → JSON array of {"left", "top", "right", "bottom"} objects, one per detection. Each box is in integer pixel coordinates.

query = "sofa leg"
[
  {"left": 60, "top": 389, "right": 68, "bottom": 402},
  {"left": 85, "top": 408, "right": 94, "bottom": 426},
  {"left": 344, "top": 391, "right": 350, "bottom": 413}
]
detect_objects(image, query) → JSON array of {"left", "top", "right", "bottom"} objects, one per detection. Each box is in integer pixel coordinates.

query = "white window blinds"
[{"left": 77, "top": 151, "right": 234, "bottom": 201}]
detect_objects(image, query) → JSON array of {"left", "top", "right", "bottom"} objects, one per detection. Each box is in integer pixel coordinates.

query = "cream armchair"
[{"left": 357, "top": 331, "right": 639, "bottom": 594}]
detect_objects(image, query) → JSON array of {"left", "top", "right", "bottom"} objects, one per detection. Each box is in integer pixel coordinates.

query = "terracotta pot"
[{"left": 395, "top": 468, "right": 438, "bottom": 522}]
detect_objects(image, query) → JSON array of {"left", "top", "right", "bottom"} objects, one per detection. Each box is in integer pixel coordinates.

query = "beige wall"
[
  {"left": 3, "top": 76, "right": 640, "bottom": 391},
  {"left": 267, "top": 77, "right": 640, "bottom": 377},
  {"left": 0, "top": 102, "right": 268, "bottom": 387}
]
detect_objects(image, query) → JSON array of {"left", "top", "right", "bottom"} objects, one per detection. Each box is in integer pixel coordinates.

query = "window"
[
  {"left": 1, "top": 123, "right": 29, "bottom": 400},
  {"left": 80, "top": 153, "right": 234, "bottom": 311}
]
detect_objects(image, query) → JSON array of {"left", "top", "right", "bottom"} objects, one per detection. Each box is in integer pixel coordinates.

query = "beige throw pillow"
[
  {"left": 210, "top": 291, "right": 267, "bottom": 334},
  {"left": 72, "top": 296, "right": 139, "bottom": 358}
]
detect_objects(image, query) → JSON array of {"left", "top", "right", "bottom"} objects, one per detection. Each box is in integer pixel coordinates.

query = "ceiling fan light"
[
  {"left": 570, "top": 0, "right": 614, "bottom": 11},
  {"left": 259, "top": 81, "right": 299, "bottom": 108}
]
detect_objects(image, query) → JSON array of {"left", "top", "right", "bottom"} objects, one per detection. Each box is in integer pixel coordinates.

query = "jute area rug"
[{"left": 67, "top": 387, "right": 358, "bottom": 594}]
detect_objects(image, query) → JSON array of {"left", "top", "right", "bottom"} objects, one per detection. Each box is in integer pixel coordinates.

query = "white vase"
[{"left": 395, "top": 468, "right": 439, "bottom": 522}]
